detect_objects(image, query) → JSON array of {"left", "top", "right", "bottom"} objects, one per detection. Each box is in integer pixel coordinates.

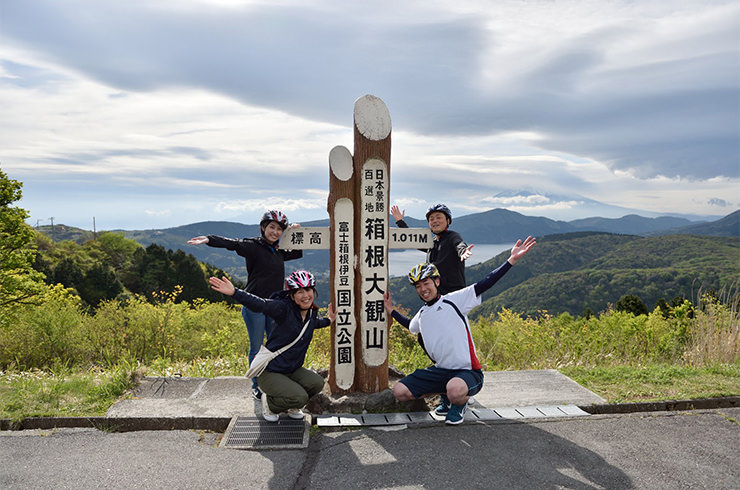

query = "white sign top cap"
[
  {"left": 329, "top": 145, "right": 353, "bottom": 181},
  {"left": 354, "top": 95, "right": 391, "bottom": 141}
]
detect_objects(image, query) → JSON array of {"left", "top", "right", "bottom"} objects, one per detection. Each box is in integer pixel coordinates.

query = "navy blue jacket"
[
  {"left": 232, "top": 289, "right": 331, "bottom": 374},
  {"left": 207, "top": 235, "right": 302, "bottom": 298}
]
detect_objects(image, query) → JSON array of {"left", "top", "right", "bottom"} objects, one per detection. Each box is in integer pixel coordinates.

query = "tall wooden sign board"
[
  {"left": 281, "top": 95, "right": 432, "bottom": 394},
  {"left": 329, "top": 95, "right": 391, "bottom": 393}
]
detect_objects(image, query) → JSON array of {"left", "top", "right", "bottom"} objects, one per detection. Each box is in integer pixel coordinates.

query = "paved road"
[{"left": 2, "top": 408, "right": 739, "bottom": 489}]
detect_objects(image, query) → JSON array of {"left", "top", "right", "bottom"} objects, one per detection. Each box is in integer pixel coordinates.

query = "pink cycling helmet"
[{"left": 285, "top": 270, "right": 316, "bottom": 290}]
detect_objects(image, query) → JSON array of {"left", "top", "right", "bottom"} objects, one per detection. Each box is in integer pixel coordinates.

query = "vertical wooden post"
[
  {"left": 353, "top": 95, "right": 392, "bottom": 393},
  {"left": 327, "top": 145, "right": 356, "bottom": 392}
]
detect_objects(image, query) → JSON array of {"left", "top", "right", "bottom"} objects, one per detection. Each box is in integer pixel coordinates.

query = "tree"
[
  {"left": 616, "top": 294, "right": 648, "bottom": 316},
  {"left": 52, "top": 257, "right": 84, "bottom": 291},
  {"left": 0, "top": 169, "right": 46, "bottom": 307},
  {"left": 79, "top": 263, "right": 123, "bottom": 306}
]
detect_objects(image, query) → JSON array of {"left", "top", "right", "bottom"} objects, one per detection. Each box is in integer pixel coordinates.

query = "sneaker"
[
  {"left": 252, "top": 387, "right": 263, "bottom": 400},
  {"left": 433, "top": 394, "right": 451, "bottom": 418},
  {"left": 287, "top": 408, "right": 305, "bottom": 420},
  {"left": 445, "top": 402, "right": 468, "bottom": 425},
  {"left": 260, "top": 392, "right": 279, "bottom": 422}
]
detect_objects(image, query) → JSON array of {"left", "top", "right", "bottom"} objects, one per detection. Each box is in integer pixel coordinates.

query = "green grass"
[
  {"left": 0, "top": 364, "right": 137, "bottom": 422},
  {"left": 560, "top": 364, "right": 740, "bottom": 403}
]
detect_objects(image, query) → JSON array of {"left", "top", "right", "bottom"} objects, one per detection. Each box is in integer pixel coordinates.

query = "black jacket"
[
  {"left": 206, "top": 235, "right": 302, "bottom": 298},
  {"left": 396, "top": 220, "right": 468, "bottom": 294}
]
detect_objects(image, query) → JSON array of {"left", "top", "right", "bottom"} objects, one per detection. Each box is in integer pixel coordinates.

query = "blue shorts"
[{"left": 399, "top": 366, "right": 484, "bottom": 399}]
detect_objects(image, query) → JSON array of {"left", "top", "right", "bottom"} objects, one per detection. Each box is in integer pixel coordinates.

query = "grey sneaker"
[
  {"left": 434, "top": 394, "right": 451, "bottom": 417},
  {"left": 260, "top": 392, "right": 279, "bottom": 422},
  {"left": 287, "top": 408, "right": 305, "bottom": 420},
  {"left": 445, "top": 402, "right": 467, "bottom": 425}
]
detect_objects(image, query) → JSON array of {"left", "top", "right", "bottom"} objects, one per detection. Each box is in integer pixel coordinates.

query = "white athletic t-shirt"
[{"left": 409, "top": 285, "right": 482, "bottom": 370}]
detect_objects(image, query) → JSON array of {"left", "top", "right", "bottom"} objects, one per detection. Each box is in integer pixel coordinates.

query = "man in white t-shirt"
[{"left": 383, "top": 236, "right": 536, "bottom": 425}]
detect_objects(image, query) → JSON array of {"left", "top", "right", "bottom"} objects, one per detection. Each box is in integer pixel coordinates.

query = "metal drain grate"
[{"left": 220, "top": 416, "right": 309, "bottom": 450}]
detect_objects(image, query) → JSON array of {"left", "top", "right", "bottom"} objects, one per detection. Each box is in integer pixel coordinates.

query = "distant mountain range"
[
  {"left": 36, "top": 208, "right": 739, "bottom": 285},
  {"left": 34, "top": 208, "right": 739, "bottom": 315},
  {"left": 485, "top": 190, "right": 725, "bottom": 222}
]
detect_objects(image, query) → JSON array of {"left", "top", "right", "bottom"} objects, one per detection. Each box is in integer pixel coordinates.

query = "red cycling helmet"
[{"left": 260, "top": 210, "right": 289, "bottom": 230}]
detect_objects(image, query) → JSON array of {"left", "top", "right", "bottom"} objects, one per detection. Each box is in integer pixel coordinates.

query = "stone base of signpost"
[{"left": 307, "top": 368, "right": 430, "bottom": 414}]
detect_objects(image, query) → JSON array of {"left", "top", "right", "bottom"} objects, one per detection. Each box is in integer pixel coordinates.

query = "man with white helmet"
[{"left": 383, "top": 236, "right": 536, "bottom": 425}]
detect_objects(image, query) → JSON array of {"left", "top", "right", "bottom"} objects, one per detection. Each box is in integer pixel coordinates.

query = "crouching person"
[
  {"left": 210, "top": 270, "right": 336, "bottom": 422},
  {"left": 383, "top": 236, "right": 536, "bottom": 425}
]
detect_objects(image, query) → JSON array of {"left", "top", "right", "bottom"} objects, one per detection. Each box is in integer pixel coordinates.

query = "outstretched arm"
[
  {"left": 473, "top": 236, "right": 536, "bottom": 296},
  {"left": 390, "top": 205, "right": 405, "bottom": 222}
]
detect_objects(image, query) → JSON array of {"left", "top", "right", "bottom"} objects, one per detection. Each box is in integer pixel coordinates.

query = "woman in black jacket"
[
  {"left": 188, "top": 210, "right": 302, "bottom": 399},
  {"left": 210, "top": 270, "right": 336, "bottom": 422}
]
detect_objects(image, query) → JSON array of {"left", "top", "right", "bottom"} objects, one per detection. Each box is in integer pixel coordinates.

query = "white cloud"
[{"left": 1, "top": 0, "right": 737, "bottom": 230}]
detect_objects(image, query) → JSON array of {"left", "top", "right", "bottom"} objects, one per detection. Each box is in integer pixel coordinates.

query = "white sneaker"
[
  {"left": 287, "top": 408, "right": 305, "bottom": 420},
  {"left": 260, "top": 392, "right": 279, "bottom": 422}
]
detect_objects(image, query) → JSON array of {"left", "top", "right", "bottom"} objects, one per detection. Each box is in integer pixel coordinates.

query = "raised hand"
[
  {"left": 390, "top": 205, "right": 405, "bottom": 222},
  {"left": 383, "top": 291, "right": 394, "bottom": 314},
  {"left": 327, "top": 303, "right": 337, "bottom": 322},
  {"left": 460, "top": 244, "right": 475, "bottom": 261},
  {"left": 508, "top": 236, "right": 536, "bottom": 265}
]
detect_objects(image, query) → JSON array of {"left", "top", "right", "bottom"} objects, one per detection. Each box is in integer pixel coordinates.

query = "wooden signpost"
[{"left": 281, "top": 95, "right": 432, "bottom": 394}]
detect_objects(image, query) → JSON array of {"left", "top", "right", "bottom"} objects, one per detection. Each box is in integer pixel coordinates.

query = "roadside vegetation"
[
  {"left": 1, "top": 286, "right": 738, "bottom": 421},
  {"left": 1, "top": 168, "right": 738, "bottom": 421}
]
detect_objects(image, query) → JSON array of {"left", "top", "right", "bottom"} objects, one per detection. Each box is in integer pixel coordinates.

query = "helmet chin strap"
[{"left": 425, "top": 293, "right": 441, "bottom": 307}]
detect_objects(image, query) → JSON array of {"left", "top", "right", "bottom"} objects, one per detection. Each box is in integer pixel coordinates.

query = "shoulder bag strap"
[{"left": 273, "top": 313, "right": 312, "bottom": 356}]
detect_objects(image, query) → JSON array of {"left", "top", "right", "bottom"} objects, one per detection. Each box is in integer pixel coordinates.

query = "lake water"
[{"left": 388, "top": 243, "right": 512, "bottom": 277}]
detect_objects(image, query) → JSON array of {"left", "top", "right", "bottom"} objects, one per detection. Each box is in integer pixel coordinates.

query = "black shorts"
[{"left": 399, "top": 366, "right": 484, "bottom": 399}]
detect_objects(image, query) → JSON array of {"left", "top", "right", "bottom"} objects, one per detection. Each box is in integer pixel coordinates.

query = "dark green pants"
[{"left": 257, "top": 368, "right": 324, "bottom": 413}]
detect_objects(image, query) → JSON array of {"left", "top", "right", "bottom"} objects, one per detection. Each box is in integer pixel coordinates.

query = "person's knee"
[
  {"left": 303, "top": 378, "right": 324, "bottom": 398},
  {"left": 393, "top": 382, "right": 414, "bottom": 402},
  {"left": 294, "top": 391, "right": 309, "bottom": 407},
  {"left": 446, "top": 378, "right": 469, "bottom": 405}
]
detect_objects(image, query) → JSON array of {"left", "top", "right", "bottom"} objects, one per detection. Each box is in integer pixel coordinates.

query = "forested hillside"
[
  {"left": 32, "top": 231, "right": 230, "bottom": 307},
  {"left": 388, "top": 233, "right": 739, "bottom": 318},
  {"left": 470, "top": 234, "right": 739, "bottom": 318},
  {"left": 33, "top": 211, "right": 739, "bottom": 316}
]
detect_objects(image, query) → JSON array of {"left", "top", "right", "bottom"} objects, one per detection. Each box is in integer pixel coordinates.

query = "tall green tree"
[
  {"left": 616, "top": 294, "right": 649, "bottom": 316},
  {"left": 79, "top": 263, "right": 123, "bottom": 306},
  {"left": 0, "top": 169, "right": 46, "bottom": 307}
]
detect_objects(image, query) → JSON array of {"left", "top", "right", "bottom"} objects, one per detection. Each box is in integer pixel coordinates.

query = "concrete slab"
[
  {"left": 495, "top": 407, "right": 525, "bottom": 419},
  {"left": 474, "top": 369, "right": 606, "bottom": 408},
  {"left": 107, "top": 376, "right": 257, "bottom": 418},
  {"left": 517, "top": 406, "right": 548, "bottom": 418},
  {"left": 469, "top": 408, "right": 502, "bottom": 421},
  {"left": 107, "top": 370, "right": 605, "bottom": 420}
]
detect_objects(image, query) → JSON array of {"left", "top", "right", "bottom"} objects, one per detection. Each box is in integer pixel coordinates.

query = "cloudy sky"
[{"left": 1, "top": 0, "right": 738, "bottom": 231}]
